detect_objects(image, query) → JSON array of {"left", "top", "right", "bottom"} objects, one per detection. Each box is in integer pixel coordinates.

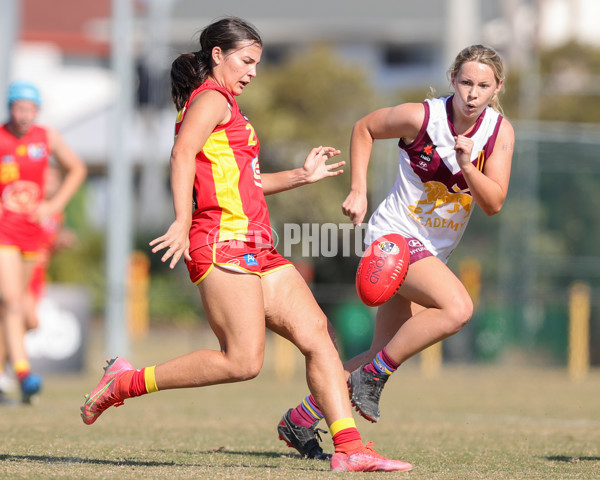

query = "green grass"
[{"left": 1, "top": 324, "right": 599, "bottom": 479}]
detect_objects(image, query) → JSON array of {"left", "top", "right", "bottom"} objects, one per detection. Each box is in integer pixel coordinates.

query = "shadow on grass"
[
  {"left": 546, "top": 456, "right": 600, "bottom": 462},
  {"left": 0, "top": 453, "right": 177, "bottom": 467},
  {"left": 153, "top": 448, "right": 286, "bottom": 459},
  {"left": 0, "top": 450, "right": 327, "bottom": 471},
  {"left": 154, "top": 448, "right": 331, "bottom": 465}
]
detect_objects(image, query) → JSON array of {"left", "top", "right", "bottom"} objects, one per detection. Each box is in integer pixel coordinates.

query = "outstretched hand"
[
  {"left": 149, "top": 220, "right": 191, "bottom": 269},
  {"left": 301, "top": 146, "right": 344, "bottom": 184}
]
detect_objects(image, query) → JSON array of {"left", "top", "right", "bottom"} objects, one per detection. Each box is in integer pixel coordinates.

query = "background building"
[{"left": 3, "top": 0, "right": 599, "bottom": 167}]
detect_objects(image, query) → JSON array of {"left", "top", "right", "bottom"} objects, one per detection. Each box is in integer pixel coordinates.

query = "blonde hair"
[{"left": 448, "top": 44, "right": 505, "bottom": 114}]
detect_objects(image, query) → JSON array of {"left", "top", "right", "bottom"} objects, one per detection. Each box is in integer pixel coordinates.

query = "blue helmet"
[{"left": 7, "top": 81, "right": 41, "bottom": 107}]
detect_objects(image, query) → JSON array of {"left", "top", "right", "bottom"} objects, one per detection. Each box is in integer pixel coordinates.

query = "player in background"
[
  {"left": 0, "top": 81, "right": 87, "bottom": 403},
  {"left": 24, "top": 164, "right": 78, "bottom": 333},
  {"left": 0, "top": 164, "right": 76, "bottom": 404},
  {"left": 80, "top": 16, "right": 412, "bottom": 473},
  {"left": 278, "top": 44, "right": 514, "bottom": 453}
]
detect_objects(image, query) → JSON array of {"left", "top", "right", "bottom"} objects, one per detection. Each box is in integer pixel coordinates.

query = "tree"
[{"left": 239, "top": 45, "right": 381, "bottom": 228}]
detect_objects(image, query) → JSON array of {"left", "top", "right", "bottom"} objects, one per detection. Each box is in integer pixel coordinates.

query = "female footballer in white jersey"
[
  {"left": 341, "top": 44, "right": 514, "bottom": 423},
  {"left": 278, "top": 44, "right": 514, "bottom": 453}
]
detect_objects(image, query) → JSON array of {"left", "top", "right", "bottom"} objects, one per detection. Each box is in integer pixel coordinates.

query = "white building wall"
[{"left": 538, "top": 0, "right": 600, "bottom": 47}]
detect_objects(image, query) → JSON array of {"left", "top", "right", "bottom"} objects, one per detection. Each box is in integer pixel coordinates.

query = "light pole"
[{"left": 105, "top": 0, "right": 136, "bottom": 357}]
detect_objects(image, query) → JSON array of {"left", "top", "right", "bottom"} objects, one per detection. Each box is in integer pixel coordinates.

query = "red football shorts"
[
  {"left": 0, "top": 242, "right": 39, "bottom": 260},
  {"left": 185, "top": 240, "right": 293, "bottom": 284},
  {"left": 0, "top": 212, "right": 44, "bottom": 254}
]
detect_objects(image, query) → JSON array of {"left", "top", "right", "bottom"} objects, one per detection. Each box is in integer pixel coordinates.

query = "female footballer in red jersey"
[
  {"left": 80, "top": 16, "right": 412, "bottom": 473},
  {"left": 0, "top": 81, "right": 87, "bottom": 403}
]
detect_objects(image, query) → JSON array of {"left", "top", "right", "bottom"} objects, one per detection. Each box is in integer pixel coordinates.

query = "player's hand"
[
  {"left": 301, "top": 146, "right": 344, "bottom": 184},
  {"left": 342, "top": 189, "right": 368, "bottom": 226},
  {"left": 30, "top": 200, "right": 60, "bottom": 224},
  {"left": 149, "top": 220, "right": 191, "bottom": 269},
  {"left": 455, "top": 135, "right": 474, "bottom": 170}
]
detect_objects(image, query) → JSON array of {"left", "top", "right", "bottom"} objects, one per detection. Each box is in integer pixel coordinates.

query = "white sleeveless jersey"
[{"left": 366, "top": 95, "right": 503, "bottom": 263}]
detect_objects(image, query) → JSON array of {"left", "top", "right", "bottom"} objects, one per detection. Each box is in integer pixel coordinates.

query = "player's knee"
[
  {"left": 444, "top": 293, "right": 473, "bottom": 335},
  {"left": 443, "top": 292, "right": 473, "bottom": 335},
  {"left": 235, "top": 365, "right": 262, "bottom": 381},
  {"left": 3, "top": 301, "right": 25, "bottom": 318},
  {"left": 25, "top": 315, "right": 39, "bottom": 331},
  {"left": 231, "top": 352, "right": 264, "bottom": 381},
  {"left": 292, "top": 315, "right": 331, "bottom": 355}
]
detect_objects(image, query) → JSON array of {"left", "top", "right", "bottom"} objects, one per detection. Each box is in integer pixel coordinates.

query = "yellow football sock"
[
  {"left": 144, "top": 365, "right": 159, "bottom": 393},
  {"left": 329, "top": 417, "right": 357, "bottom": 436},
  {"left": 13, "top": 360, "right": 30, "bottom": 375}
]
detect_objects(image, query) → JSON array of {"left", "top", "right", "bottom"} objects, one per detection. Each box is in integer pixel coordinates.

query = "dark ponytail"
[
  {"left": 170, "top": 16, "right": 262, "bottom": 111},
  {"left": 170, "top": 51, "right": 210, "bottom": 111}
]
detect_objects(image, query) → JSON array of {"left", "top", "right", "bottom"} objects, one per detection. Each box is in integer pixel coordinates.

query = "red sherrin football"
[{"left": 356, "top": 233, "right": 410, "bottom": 307}]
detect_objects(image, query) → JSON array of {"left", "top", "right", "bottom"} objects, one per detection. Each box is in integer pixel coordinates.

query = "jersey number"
[{"left": 246, "top": 124, "right": 257, "bottom": 146}]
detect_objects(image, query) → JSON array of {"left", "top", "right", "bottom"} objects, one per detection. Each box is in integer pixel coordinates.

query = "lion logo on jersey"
[{"left": 409, "top": 181, "right": 472, "bottom": 217}]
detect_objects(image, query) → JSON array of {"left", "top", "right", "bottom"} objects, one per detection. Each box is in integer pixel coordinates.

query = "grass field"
[{"left": 1, "top": 323, "right": 599, "bottom": 479}]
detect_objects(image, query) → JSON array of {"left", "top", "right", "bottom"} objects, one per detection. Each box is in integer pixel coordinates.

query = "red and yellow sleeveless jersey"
[
  {"left": 175, "top": 80, "right": 272, "bottom": 252},
  {"left": 0, "top": 124, "right": 49, "bottom": 250}
]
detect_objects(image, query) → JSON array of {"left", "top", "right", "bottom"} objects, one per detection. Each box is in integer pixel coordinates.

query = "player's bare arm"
[
  {"left": 34, "top": 127, "right": 86, "bottom": 220},
  {"left": 261, "top": 146, "right": 344, "bottom": 195},
  {"left": 460, "top": 118, "right": 514, "bottom": 216},
  {"left": 343, "top": 103, "right": 425, "bottom": 226},
  {"left": 150, "top": 91, "right": 228, "bottom": 268}
]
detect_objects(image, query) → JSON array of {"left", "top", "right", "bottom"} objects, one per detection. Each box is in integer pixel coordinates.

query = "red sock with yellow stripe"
[
  {"left": 118, "top": 366, "right": 159, "bottom": 397},
  {"left": 329, "top": 417, "right": 363, "bottom": 454},
  {"left": 14, "top": 360, "right": 31, "bottom": 382}
]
